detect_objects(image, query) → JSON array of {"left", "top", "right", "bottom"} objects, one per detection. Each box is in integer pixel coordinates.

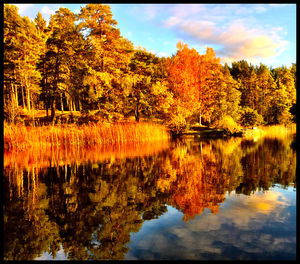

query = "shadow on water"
[{"left": 3, "top": 132, "right": 296, "bottom": 260}]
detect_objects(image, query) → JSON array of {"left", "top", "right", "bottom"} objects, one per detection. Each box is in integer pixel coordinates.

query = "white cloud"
[
  {"left": 127, "top": 190, "right": 295, "bottom": 260},
  {"left": 179, "top": 20, "right": 216, "bottom": 40},
  {"left": 158, "top": 52, "right": 168, "bottom": 57},
  {"left": 163, "top": 10, "right": 289, "bottom": 62},
  {"left": 15, "top": 4, "right": 33, "bottom": 15},
  {"left": 163, "top": 16, "right": 182, "bottom": 28},
  {"left": 42, "top": 6, "right": 55, "bottom": 16}
]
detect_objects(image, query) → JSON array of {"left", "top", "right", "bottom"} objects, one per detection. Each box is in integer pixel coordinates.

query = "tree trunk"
[
  {"left": 26, "top": 83, "right": 31, "bottom": 112},
  {"left": 13, "top": 84, "right": 18, "bottom": 108},
  {"left": 78, "top": 100, "right": 81, "bottom": 112},
  {"left": 32, "top": 99, "right": 35, "bottom": 127},
  {"left": 50, "top": 99, "right": 56, "bottom": 122},
  {"left": 60, "top": 93, "right": 64, "bottom": 112},
  {"left": 70, "top": 98, "right": 73, "bottom": 112},
  {"left": 135, "top": 102, "right": 140, "bottom": 122},
  {"left": 199, "top": 109, "right": 202, "bottom": 126},
  {"left": 21, "top": 85, "right": 26, "bottom": 109},
  {"left": 66, "top": 95, "right": 71, "bottom": 112},
  {"left": 12, "top": 70, "right": 18, "bottom": 109}
]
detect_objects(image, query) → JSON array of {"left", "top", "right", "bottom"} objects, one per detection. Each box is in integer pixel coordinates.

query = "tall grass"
[
  {"left": 4, "top": 122, "right": 170, "bottom": 151},
  {"left": 243, "top": 124, "right": 296, "bottom": 140},
  {"left": 260, "top": 124, "right": 296, "bottom": 138}
]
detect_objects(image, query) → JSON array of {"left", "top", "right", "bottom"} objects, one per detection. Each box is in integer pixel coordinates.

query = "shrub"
[
  {"left": 166, "top": 112, "right": 190, "bottom": 135},
  {"left": 278, "top": 109, "right": 293, "bottom": 125},
  {"left": 239, "top": 107, "right": 264, "bottom": 127},
  {"left": 214, "top": 115, "right": 241, "bottom": 134},
  {"left": 165, "top": 103, "right": 194, "bottom": 135}
]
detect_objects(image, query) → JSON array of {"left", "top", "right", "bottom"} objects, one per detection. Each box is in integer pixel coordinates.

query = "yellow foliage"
[{"left": 215, "top": 115, "right": 242, "bottom": 134}]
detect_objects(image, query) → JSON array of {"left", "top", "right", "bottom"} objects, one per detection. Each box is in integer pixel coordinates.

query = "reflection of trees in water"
[
  {"left": 4, "top": 156, "right": 170, "bottom": 260},
  {"left": 3, "top": 170, "right": 60, "bottom": 260},
  {"left": 157, "top": 138, "right": 245, "bottom": 221},
  {"left": 237, "top": 135, "right": 296, "bottom": 195},
  {"left": 3, "top": 135, "right": 296, "bottom": 260}
]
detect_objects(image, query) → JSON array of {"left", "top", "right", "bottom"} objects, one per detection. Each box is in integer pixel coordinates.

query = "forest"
[{"left": 4, "top": 4, "right": 297, "bottom": 135}]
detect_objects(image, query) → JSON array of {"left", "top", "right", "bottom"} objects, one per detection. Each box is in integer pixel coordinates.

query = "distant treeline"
[{"left": 4, "top": 4, "right": 296, "bottom": 133}]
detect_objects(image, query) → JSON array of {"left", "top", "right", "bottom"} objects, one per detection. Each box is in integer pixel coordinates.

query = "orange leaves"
[
  {"left": 156, "top": 142, "right": 227, "bottom": 221},
  {"left": 165, "top": 42, "right": 222, "bottom": 124},
  {"left": 202, "top": 46, "right": 220, "bottom": 64}
]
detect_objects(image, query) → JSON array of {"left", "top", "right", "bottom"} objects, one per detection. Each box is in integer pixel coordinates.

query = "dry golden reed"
[
  {"left": 4, "top": 122, "right": 170, "bottom": 151},
  {"left": 243, "top": 124, "right": 296, "bottom": 140}
]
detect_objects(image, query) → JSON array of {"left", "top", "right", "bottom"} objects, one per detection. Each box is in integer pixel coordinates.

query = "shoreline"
[
  {"left": 4, "top": 120, "right": 296, "bottom": 152},
  {"left": 179, "top": 123, "right": 296, "bottom": 140}
]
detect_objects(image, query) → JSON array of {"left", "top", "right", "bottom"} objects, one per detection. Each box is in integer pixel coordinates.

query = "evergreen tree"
[
  {"left": 78, "top": 4, "right": 134, "bottom": 121},
  {"left": 270, "top": 66, "right": 296, "bottom": 124},
  {"left": 4, "top": 4, "right": 24, "bottom": 122},
  {"left": 212, "top": 63, "right": 241, "bottom": 123}
]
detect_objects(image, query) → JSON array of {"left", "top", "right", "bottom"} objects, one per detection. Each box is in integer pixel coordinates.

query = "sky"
[{"left": 12, "top": 3, "right": 296, "bottom": 68}]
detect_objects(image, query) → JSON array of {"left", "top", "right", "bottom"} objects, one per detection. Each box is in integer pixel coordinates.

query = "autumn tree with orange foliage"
[{"left": 165, "top": 41, "right": 222, "bottom": 130}]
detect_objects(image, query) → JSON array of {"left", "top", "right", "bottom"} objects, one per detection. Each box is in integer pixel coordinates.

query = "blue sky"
[{"left": 13, "top": 3, "right": 296, "bottom": 68}]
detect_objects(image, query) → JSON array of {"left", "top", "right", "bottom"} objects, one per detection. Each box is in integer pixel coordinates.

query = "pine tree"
[
  {"left": 78, "top": 4, "right": 134, "bottom": 121},
  {"left": 4, "top": 4, "right": 23, "bottom": 122}
]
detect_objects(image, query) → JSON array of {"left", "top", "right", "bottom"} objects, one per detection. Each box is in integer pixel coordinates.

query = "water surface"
[{"left": 3, "top": 133, "right": 296, "bottom": 260}]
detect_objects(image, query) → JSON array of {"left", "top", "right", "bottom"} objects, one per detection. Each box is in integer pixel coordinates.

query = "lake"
[{"left": 3, "top": 132, "right": 296, "bottom": 260}]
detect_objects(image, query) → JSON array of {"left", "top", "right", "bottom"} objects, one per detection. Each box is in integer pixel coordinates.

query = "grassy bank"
[
  {"left": 242, "top": 124, "right": 296, "bottom": 140},
  {"left": 4, "top": 121, "right": 170, "bottom": 151}
]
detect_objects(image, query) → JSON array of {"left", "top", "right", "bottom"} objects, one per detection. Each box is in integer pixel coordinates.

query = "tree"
[
  {"left": 211, "top": 63, "right": 242, "bottom": 132},
  {"left": 78, "top": 4, "right": 134, "bottom": 121},
  {"left": 198, "top": 46, "right": 222, "bottom": 125},
  {"left": 230, "top": 60, "right": 258, "bottom": 110},
  {"left": 4, "top": 4, "right": 46, "bottom": 124},
  {"left": 255, "top": 63, "right": 276, "bottom": 123},
  {"left": 126, "top": 49, "right": 170, "bottom": 121},
  {"left": 269, "top": 66, "right": 296, "bottom": 124},
  {"left": 4, "top": 4, "right": 24, "bottom": 121},
  {"left": 18, "top": 16, "right": 44, "bottom": 113},
  {"left": 38, "top": 8, "right": 84, "bottom": 120},
  {"left": 212, "top": 63, "right": 241, "bottom": 123},
  {"left": 289, "top": 63, "right": 297, "bottom": 121},
  {"left": 165, "top": 42, "right": 222, "bottom": 129},
  {"left": 239, "top": 106, "right": 264, "bottom": 127},
  {"left": 166, "top": 42, "right": 201, "bottom": 112},
  {"left": 35, "top": 12, "right": 47, "bottom": 33}
]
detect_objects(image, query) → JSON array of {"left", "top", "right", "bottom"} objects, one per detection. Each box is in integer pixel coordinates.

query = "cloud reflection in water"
[{"left": 126, "top": 187, "right": 296, "bottom": 260}]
